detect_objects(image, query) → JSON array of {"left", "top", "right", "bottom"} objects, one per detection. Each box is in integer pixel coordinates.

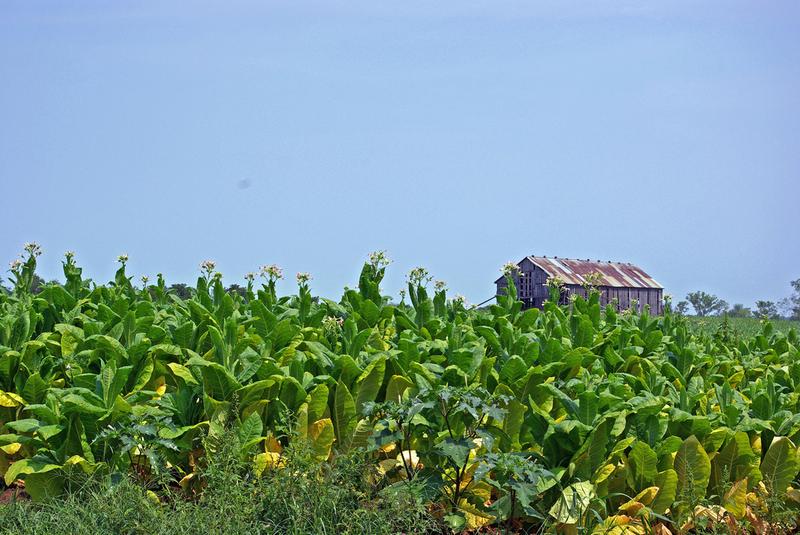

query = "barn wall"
[
  {"left": 497, "top": 261, "right": 664, "bottom": 314},
  {"left": 513, "top": 262, "right": 549, "bottom": 308}
]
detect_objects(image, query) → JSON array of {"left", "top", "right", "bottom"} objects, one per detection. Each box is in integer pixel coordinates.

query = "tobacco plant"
[{"left": 1, "top": 245, "right": 799, "bottom": 533}]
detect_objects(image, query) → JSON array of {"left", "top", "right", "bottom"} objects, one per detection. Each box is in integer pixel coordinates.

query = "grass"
[
  {"left": 685, "top": 315, "right": 800, "bottom": 337},
  {"left": 0, "top": 435, "right": 437, "bottom": 535}
]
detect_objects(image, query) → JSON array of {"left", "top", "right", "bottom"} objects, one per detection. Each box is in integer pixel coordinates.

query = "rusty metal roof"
[
  {"left": 529, "top": 256, "right": 662, "bottom": 289},
  {"left": 496, "top": 256, "right": 662, "bottom": 289}
]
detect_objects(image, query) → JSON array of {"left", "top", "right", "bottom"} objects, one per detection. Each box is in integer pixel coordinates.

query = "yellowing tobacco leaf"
[
  {"left": 723, "top": 478, "right": 747, "bottom": 519},
  {"left": 0, "top": 443, "right": 22, "bottom": 455},
  {"left": 254, "top": 452, "right": 284, "bottom": 475},
  {"left": 590, "top": 515, "right": 645, "bottom": 535},
  {"left": 458, "top": 500, "right": 494, "bottom": 530},
  {"left": 594, "top": 463, "right": 616, "bottom": 484},
  {"left": 0, "top": 391, "right": 24, "bottom": 407}
]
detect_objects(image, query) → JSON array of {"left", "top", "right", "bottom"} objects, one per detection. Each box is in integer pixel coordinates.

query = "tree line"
[{"left": 676, "top": 278, "right": 800, "bottom": 320}]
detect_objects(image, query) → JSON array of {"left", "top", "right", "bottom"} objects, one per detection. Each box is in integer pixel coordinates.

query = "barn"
[{"left": 495, "top": 256, "right": 664, "bottom": 314}]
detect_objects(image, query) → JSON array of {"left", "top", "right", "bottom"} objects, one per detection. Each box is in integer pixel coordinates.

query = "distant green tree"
[
  {"left": 754, "top": 300, "right": 779, "bottom": 319},
  {"left": 29, "top": 274, "right": 47, "bottom": 294},
  {"left": 675, "top": 301, "right": 690, "bottom": 315},
  {"left": 777, "top": 279, "right": 800, "bottom": 320},
  {"left": 169, "top": 283, "right": 192, "bottom": 299},
  {"left": 686, "top": 291, "right": 728, "bottom": 317},
  {"left": 727, "top": 303, "right": 751, "bottom": 318},
  {"left": 226, "top": 284, "right": 246, "bottom": 298},
  {"left": 787, "top": 278, "right": 800, "bottom": 320}
]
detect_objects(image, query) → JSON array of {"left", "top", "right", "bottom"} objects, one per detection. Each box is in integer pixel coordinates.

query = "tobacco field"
[{"left": 1, "top": 247, "right": 799, "bottom": 534}]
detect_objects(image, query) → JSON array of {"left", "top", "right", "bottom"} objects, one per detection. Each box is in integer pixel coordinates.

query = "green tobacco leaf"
[
  {"left": 334, "top": 379, "right": 356, "bottom": 447},
  {"left": 309, "top": 418, "right": 335, "bottom": 461},
  {"left": 238, "top": 412, "right": 264, "bottom": 450},
  {"left": 549, "top": 480, "right": 595, "bottom": 524},
  {"left": 108, "top": 366, "right": 132, "bottom": 404},
  {"left": 6, "top": 419, "right": 40, "bottom": 433},
  {"left": 278, "top": 376, "right": 306, "bottom": 411},
  {"left": 350, "top": 418, "right": 373, "bottom": 450},
  {"left": 760, "top": 436, "right": 799, "bottom": 496},
  {"left": 355, "top": 356, "right": 385, "bottom": 413},
  {"left": 22, "top": 373, "right": 48, "bottom": 405},
  {"left": 628, "top": 441, "right": 658, "bottom": 490},
  {"left": 61, "top": 394, "right": 106, "bottom": 416},
  {"left": 577, "top": 391, "right": 598, "bottom": 426},
  {"left": 271, "top": 319, "right": 300, "bottom": 351},
  {"left": 539, "top": 383, "right": 579, "bottom": 418},
  {"left": 360, "top": 300, "right": 380, "bottom": 326},
  {"left": 4, "top": 457, "right": 61, "bottom": 486},
  {"left": 56, "top": 324, "right": 84, "bottom": 357},
  {"left": 586, "top": 420, "right": 609, "bottom": 475},
  {"left": 199, "top": 362, "right": 242, "bottom": 401},
  {"left": 711, "top": 431, "right": 755, "bottom": 492},
  {"left": 167, "top": 362, "right": 198, "bottom": 385},
  {"left": 385, "top": 375, "right": 414, "bottom": 403},
  {"left": 307, "top": 383, "right": 329, "bottom": 423},
  {"left": 236, "top": 378, "right": 280, "bottom": 411},
  {"left": 674, "top": 435, "right": 711, "bottom": 501},
  {"left": 23, "top": 470, "right": 66, "bottom": 502},
  {"left": 295, "top": 402, "right": 309, "bottom": 439},
  {"left": 503, "top": 399, "right": 527, "bottom": 449},
  {"left": 131, "top": 357, "right": 154, "bottom": 392},
  {"left": 500, "top": 355, "right": 527, "bottom": 384},
  {"left": 89, "top": 335, "right": 127, "bottom": 361},
  {"left": 651, "top": 469, "right": 677, "bottom": 514}
]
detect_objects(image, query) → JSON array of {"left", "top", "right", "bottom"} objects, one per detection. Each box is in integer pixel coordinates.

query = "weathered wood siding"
[{"left": 496, "top": 267, "right": 663, "bottom": 314}]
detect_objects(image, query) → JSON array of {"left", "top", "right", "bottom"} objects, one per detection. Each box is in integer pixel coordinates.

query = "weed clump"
[{"left": 0, "top": 432, "right": 435, "bottom": 535}]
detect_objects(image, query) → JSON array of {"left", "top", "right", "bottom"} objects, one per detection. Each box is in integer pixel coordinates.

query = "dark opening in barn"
[{"left": 495, "top": 256, "right": 664, "bottom": 314}]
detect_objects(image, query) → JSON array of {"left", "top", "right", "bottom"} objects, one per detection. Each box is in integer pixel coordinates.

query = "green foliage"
[
  {"left": 0, "top": 431, "right": 433, "bottom": 535},
  {"left": 686, "top": 290, "right": 729, "bottom": 316},
  {"left": 755, "top": 300, "right": 780, "bottom": 319},
  {"left": 0, "top": 247, "right": 799, "bottom": 533}
]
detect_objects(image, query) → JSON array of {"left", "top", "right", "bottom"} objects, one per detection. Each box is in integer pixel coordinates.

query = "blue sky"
[{"left": 1, "top": 1, "right": 798, "bottom": 306}]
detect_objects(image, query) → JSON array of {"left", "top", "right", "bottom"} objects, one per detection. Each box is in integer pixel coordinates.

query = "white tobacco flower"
[
  {"left": 407, "top": 267, "right": 432, "bottom": 286},
  {"left": 24, "top": 242, "right": 42, "bottom": 257},
  {"left": 259, "top": 264, "right": 284, "bottom": 281},
  {"left": 64, "top": 251, "right": 76, "bottom": 261},
  {"left": 452, "top": 294, "right": 467, "bottom": 306},
  {"left": 117, "top": 253, "right": 129, "bottom": 264},
  {"left": 434, "top": 280, "right": 447, "bottom": 292},
  {"left": 322, "top": 315, "right": 344, "bottom": 332},
  {"left": 368, "top": 250, "right": 391, "bottom": 269},
  {"left": 501, "top": 261, "right": 519, "bottom": 276},
  {"left": 582, "top": 272, "right": 602, "bottom": 288},
  {"left": 140, "top": 275, "right": 149, "bottom": 285},
  {"left": 244, "top": 272, "right": 256, "bottom": 282},
  {"left": 296, "top": 272, "right": 312, "bottom": 285},
  {"left": 9, "top": 259, "right": 23, "bottom": 272},
  {"left": 200, "top": 259, "right": 216, "bottom": 273}
]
